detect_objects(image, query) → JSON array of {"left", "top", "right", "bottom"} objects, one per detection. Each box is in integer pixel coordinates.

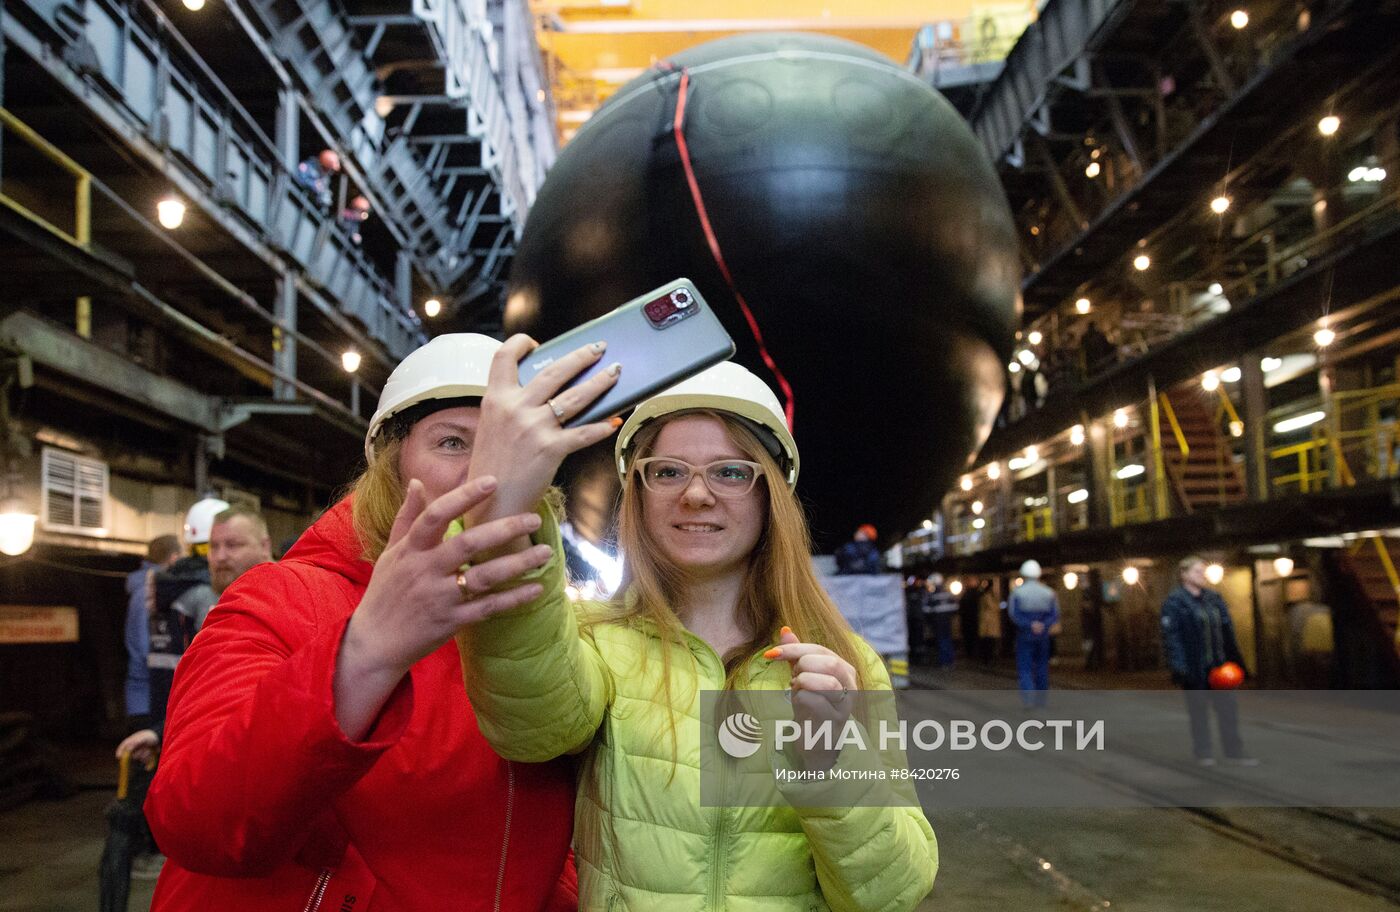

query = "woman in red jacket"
[{"left": 145, "top": 333, "right": 620, "bottom": 911}]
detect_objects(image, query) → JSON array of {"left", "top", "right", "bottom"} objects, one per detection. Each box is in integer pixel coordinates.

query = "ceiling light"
[
  {"left": 971, "top": 500, "right": 984, "bottom": 515},
  {"left": 1205, "top": 563, "right": 1225, "bottom": 584},
  {"left": 1222, "top": 366, "right": 1241, "bottom": 383},
  {"left": 1122, "top": 566, "right": 1140, "bottom": 585},
  {"left": 1229, "top": 420, "right": 1244, "bottom": 437},
  {"left": 921, "top": 519, "right": 934, "bottom": 530},
  {"left": 374, "top": 95, "right": 395, "bottom": 118},
  {"left": 1209, "top": 282, "right": 1224, "bottom": 295},
  {"left": 1202, "top": 370, "right": 1220, "bottom": 392},
  {"left": 1317, "top": 115, "right": 1340, "bottom": 136},
  {"left": 1067, "top": 488, "right": 1089, "bottom": 504},
  {"left": 1116, "top": 463, "right": 1145, "bottom": 479},
  {"left": 1133, "top": 254, "right": 1151, "bottom": 271},
  {"left": 1085, "top": 161, "right": 1101, "bottom": 178},
  {"left": 1063, "top": 571, "right": 1079, "bottom": 590},
  {"left": 1210, "top": 195, "right": 1231, "bottom": 214},
  {"left": 1075, "top": 297, "right": 1092, "bottom": 314},
  {"left": 987, "top": 462, "right": 1001, "bottom": 480},
  {"left": 1028, "top": 330, "right": 1043, "bottom": 345},
  {"left": 1113, "top": 409, "right": 1129, "bottom": 428},
  {"left": 0, "top": 499, "right": 38, "bottom": 556},
  {"left": 972, "top": 517, "right": 986, "bottom": 530},
  {"left": 1273, "top": 411, "right": 1325, "bottom": 434},
  {"left": 1024, "top": 446, "right": 1039, "bottom": 462},
  {"left": 1261, "top": 356, "right": 1283, "bottom": 372},
  {"left": 960, "top": 475, "right": 973, "bottom": 492},
  {"left": 1273, "top": 556, "right": 1295, "bottom": 577},
  {"left": 1008, "top": 361, "right": 1021, "bottom": 373},
  {"left": 1017, "top": 349, "right": 1036, "bottom": 365},
  {"left": 1230, "top": 8, "right": 1249, "bottom": 28},
  {"left": 341, "top": 350, "right": 362, "bottom": 373},
  {"left": 182, "top": 0, "right": 206, "bottom": 10},
  {"left": 424, "top": 298, "right": 442, "bottom": 318},
  {"left": 1314, "top": 325, "right": 1335, "bottom": 347},
  {"left": 1070, "top": 424, "right": 1085, "bottom": 446},
  {"left": 1367, "top": 167, "right": 1387, "bottom": 181},
  {"left": 156, "top": 197, "right": 186, "bottom": 229},
  {"left": 949, "top": 580, "right": 964, "bottom": 596}
]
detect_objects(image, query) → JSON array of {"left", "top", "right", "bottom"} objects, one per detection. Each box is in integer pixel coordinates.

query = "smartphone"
[{"left": 518, "top": 279, "right": 736, "bottom": 428}]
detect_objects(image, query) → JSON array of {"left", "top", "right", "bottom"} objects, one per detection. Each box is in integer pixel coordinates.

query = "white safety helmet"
[
  {"left": 184, "top": 497, "right": 231, "bottom": 545},
  {"left": 615, "top": 362, "right": 799, "bottom": 488},
  {"left": 1019, "top": 559, "right": 1043, "bottom": 580},
  {"left": 365, "top": 333, "right": 502, "bottom": 464}
]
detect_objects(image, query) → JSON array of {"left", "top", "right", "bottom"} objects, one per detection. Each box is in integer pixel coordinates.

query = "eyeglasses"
[{"left": 633, "top": 457, "right": 765, "bottom": 497}]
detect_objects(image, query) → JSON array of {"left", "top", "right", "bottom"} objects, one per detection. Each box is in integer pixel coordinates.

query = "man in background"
[
  {"left": 125, "top": 535, "right": 180, "bottom": 725},
  {"left": 835, "top": 523, "right": 883, "bottom": 575}
]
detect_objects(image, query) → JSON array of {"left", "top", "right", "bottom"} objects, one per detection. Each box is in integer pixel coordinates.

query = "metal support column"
[
  {"left": 1240, "top": 353, "right": 1269, "bottom": 500},
  {"left": 276, "top": 84, "right": 299, "bottom": 172},
  {"left": 273, "top": 275, "right": 297, "bottom": 401},
  {"left": 1147, "top": 376, "right": 1168, "bottom": 520},
  {"left": 396, "top": 250, "right": 412, "bottom": 312},
  {"left": 1086, "top": 415, "right": 1114, "bottom": 529}
]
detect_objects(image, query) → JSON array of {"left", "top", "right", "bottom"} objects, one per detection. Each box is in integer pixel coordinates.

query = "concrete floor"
[{"left": 3, "top": 664, "right": 1398, "bottom": 911}]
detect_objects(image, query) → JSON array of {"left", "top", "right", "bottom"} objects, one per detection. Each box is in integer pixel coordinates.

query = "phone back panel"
[{"left": 518, "top": 278, "right": 736, "bottom": 427}]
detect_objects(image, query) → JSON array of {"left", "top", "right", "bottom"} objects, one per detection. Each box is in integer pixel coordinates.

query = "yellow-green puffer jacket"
[{"left": 452, "top": 514, "right": 938, "bottom": 911}]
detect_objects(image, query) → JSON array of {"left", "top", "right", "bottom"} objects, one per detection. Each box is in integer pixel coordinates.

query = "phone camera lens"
[{"left": 670, "top": 289, "right": 693, "bottom": 308}]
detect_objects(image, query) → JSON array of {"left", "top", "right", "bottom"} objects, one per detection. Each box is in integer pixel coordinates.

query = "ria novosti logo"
[{"left": 717, "top": 712, "right": 763, "bottom": 758}]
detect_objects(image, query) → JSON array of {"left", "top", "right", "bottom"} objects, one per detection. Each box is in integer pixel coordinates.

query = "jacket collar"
[{"left": 281, "top": 497, "right": 374, "bottom": 587}]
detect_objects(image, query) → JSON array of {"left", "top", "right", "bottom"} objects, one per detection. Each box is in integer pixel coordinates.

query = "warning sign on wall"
[{"left": 0, "top": 606, "right": 79, "bottom": 643}]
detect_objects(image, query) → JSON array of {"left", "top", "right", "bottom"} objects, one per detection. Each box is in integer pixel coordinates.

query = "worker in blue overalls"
[{"left": 1009, "top": 560, "right": 1059, "bottom": 708}]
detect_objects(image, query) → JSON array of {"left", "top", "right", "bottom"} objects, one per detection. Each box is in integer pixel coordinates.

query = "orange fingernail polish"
[
  {"left": 610, "top": 417, "right": 623, "bottom": 429},
  {"left": 780, "top": 625, "right": 792, "bottom": 636},
  {"left": 764, "top": 647, "right": 782, "bottom": 659}
]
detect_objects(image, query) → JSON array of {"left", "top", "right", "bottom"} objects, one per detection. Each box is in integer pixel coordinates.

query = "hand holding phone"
[{"left": 518, "top": 279, "right": 736, "bottom": 428}]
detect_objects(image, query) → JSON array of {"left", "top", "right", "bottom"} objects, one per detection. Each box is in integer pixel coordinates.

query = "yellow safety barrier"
[
  {"left": 1022, "top": 506, "right": 1054, "bottom": 542},
  {"left": 1268, "top": 384, "right": 1400, "bottom": 495},
  {"left": 0, "top": 107, "right": 93, "bottom": 249},
  {"left": 1158, "top": 393, "right": 1189, "bottom": 457}
]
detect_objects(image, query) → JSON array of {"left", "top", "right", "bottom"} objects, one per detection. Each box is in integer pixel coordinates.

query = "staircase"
[
  {"left": 1160, "top": 389, "right": 1248, "bottom": 512},
  {"left": 1336, "top": 538, "right": 1400, "bottom": 653}
]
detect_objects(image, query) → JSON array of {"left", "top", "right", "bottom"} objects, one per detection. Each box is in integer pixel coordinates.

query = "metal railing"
[
  {"left": 1269, "top": 384, "right": 1400, "bottom": 495},
  {"left": 0, "top": 107, "right": 91, "bottom": 250}
]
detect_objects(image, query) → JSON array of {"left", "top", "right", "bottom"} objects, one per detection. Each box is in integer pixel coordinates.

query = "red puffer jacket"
[{"left": 146, "top": 498, "right": 577, "bottom": 911}]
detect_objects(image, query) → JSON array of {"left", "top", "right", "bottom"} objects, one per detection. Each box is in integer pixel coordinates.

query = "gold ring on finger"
[
  {"left": 547, "top": 398, "right": 567, "bottom": 425},
  {"left": 455, "top": 570, "right": 472, "bottom": 601}
]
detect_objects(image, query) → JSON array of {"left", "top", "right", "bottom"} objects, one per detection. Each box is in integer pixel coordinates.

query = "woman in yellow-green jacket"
[{"left": 455, "top": 346, "right": 937, "bottom": 911}]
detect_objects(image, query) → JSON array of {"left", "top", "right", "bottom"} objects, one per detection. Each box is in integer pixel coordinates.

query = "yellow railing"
[
  {"left": 1022, "top": 506, "right": 1054, "bottom": 542},
  {"left": 1158, "top": 393, "right": 1189, "bottom": 457},
  {"left": 0, "top": 107, "right": 92, "bottom": 249},
  {"left": 1269, "top": 384, "right": 1400, "bottom": 495},
  {"left": 1110, "top": 482, "right": 1152, "bottom": 527}
]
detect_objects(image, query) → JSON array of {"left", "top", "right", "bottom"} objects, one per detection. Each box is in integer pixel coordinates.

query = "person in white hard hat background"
[
  {"left": 1009, "top": 559, "right": 1059, "bottom": 708},
  {"left": 144, "top": 333, "right": 618, "bottom": 910},
  {"left": 453, "top": 360, "right": 938, "bottom": 910}
]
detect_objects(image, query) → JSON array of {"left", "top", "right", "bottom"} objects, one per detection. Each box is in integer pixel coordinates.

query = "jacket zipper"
[
  {"left": 709, "top": 762, "right": 729, "bottom": 911},
  {"left": 492, "top": 761, "right": 516, "bottom": 912},
  {"left": 302, "top": 868, "right": 332, "bottom": 912}
]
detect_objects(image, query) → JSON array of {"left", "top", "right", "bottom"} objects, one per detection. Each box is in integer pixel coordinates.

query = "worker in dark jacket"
[
  {"left": 1160, "top": 556, "right": 1257, "bottom": 766},
  {"left": 835, "top": 524, "right": 883, "bottom": 575}
]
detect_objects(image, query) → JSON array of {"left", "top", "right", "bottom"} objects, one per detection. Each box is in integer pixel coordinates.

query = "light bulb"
[
  {"left": 1008, "top": 361, "right": 1021, "bottom": 373},
  {"left": 987, "top": 462, "right": 1001, "bottom": 480},
  {"left": 1114, "top": 409, "right": 1129, "bottom": 428},
  {"left": 1211, "top": 195, "right": 1231, "bottom": 214},
  {"left": 971, "top": 500, "right": 984, "bottom": 515},
  {"left": 1075, "top": 297, "right": 1091, "bottom": 314},
  {"left": 1230, "top": 8, "right": 1249, "bottom": 28},
  {"left": 1085, "top": 161, "right": 1101, "bottom": 178},
  {"left": 182, "top": 0, "right": 206, "bottom": 10},
  {"left": 424, "top": 298, "right": 442, "bottom": 318},
  {"left": 949, "top": 580, "right": 964, "bottom": 596},
  {"left": 1222, "top": 366, "right": 1241, "bottom": 383},
  {"left": 156, "top": 197, "right": 186, "bottom": 229},
  {"left": 1017, "top": 349, "right": 1036, "bottom": 366},
  {"left": 1133, "top": 253, "right": 1151, "bottom": 271},
  {"left": 1209, "top": 282, "right": 1224, "bottom": 295},
  {"left": 960, "top": 475, "right": 973, "bottom": 492},
  {"left": 1202, "top": 370, "right": 1220, "bottom": 392},
  {"left": 1063, "top": 571, "right": 1079, "bottom": 590},
  {"left": 1317, "top": 115, "right": 1340, "bottom": 136},
  {"left": 1261, "top": 356, "right": 1282, "bottom": 372},
  {"left": 1070, "top": 424, "right": 1085, "bottom": 446},
  {"left": 1273, "top": 556, "right": 1295, "bottom": 577},
  {"left": 972, "top": 517, "right": 986, "bottom": 530},
  {"left": 1205, "top": 563, "right": 1225, "bottom": 585},
  {"left": 1028, "top": 330, "right": 1043, "bottom": 345},
  {"left": 1024, "top": 446, "right": 1039, "bottom": 462},
  {"left": 1314, "top": 325, "right": 1335, "bottom": 347},
  {"left": 1122, "top": 566, "right": 1140, "bottom": 585},
  {"left": 921, "top": 519, "right": 934, "bottom": 530},
  {"left": 0, "top": 503, "right": 38, "bottom": 556},
  {"left": 341, "top": 350, "right": 362, "bottom": 373}
]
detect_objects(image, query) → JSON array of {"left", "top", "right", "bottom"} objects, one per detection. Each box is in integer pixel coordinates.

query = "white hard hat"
[
  {"left": 365, "top": 333, "right": 502, "bottom": 463},
  {"left": 1019, "top": 559, "right": 1042, "bottom": 580},
  {"left": 184, "top": 497, "right": 231, "bottom": 545},
  {"left": 615, "top": 362, "right": 799, "bottom": 488}
]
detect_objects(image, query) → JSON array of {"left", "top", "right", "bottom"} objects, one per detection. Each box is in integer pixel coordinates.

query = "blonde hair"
[
  {"left": 349, "top": 437, "right": 405, "bottom": 562},
  {"left": 603, "top": 410, "right": 867, "bottom": 692}
]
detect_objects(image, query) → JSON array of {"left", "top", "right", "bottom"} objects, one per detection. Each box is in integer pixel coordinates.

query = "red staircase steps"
[
  {"left": 1159, "top": 390, "right": 1248, "bottom": 512},
  {"left": 1337, "top": 539, "right": 1400, "bottom": 651}
]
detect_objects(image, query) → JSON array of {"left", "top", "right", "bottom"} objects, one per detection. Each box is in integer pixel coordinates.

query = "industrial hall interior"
[{"left": 2, "top": 0, "right": 1400, "bottom": 909}]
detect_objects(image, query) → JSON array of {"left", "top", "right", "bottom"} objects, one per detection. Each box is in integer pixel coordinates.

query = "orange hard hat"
[
  {"left": 1208, "top": 661, "right": 1244, "bottom": 690},
  {"left": 857, "top": 523, "right": 878, "bottom": 540},
  {"left": 318, "top": 149, "right": 342, "bottom": 172}
]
